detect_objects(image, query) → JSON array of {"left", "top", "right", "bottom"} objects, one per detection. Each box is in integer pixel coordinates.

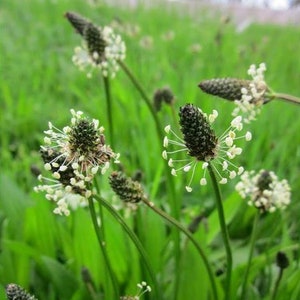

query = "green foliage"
[{"left": 1, "top": 0, "right": 300, "bottom": 299}]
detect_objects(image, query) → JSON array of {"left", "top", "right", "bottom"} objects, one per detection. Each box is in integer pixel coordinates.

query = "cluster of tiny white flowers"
[
  {"left": 34, "top": 109, "right": 119, "bottom": 215},
  {"left": 232, "top": 62, "right": 268, "bottom": 123},
  {"left": 120, "top": 281, "right": 151, "bottom": 300},
  {"left": 34, "top": 181, "right": 89, "bottom": 216},
  {"left": 43, "top": 109, "right": 119, "bottom": 175},
  {"left": 163, "top": 109, "right": 252, "bottom": 192},
  {"left": 72, "top": 26, "right": 126, "bottom": 78},
  {"left": 236, "top": 170, "right": 291, "bottom": 213}
]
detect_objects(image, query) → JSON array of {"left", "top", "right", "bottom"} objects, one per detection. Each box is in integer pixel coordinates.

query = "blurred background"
[{"left": 1, "top": 0, "right": 300, "bottom": 299}]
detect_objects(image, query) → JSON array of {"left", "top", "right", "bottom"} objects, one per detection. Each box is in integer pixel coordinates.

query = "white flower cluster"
[
  {"left": 163, "top": 108, "right": 252, "bottom": 192},
  {"left": 236, "top": 170, "right": 291, "bottom": 213},
  {"left": 34, "top": 182, "right": 89, "bottom": 216},
  {"left": 120, "top": 281, "right": 151, "bottom": 300},
  {"left": 232, "top": 62, "right": 267, "bottom": 123},
  {"left": 34, "top": 109, "right": 119, "bottom": 215},
  {"left": 72, "top": 26, "right": 126, "bottom": 78}
]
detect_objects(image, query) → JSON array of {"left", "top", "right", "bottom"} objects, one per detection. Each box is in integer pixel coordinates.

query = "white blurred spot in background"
[{"left": 168, "top": 0, "right": 296, "bottom": 10}]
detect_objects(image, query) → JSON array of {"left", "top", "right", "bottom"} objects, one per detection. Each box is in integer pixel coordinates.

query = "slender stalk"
[
  {"left": 84, "top": 282, "right": 98, "bottom": 300},
  {"left": 87, "top": 197, "right": 119, "bottom": 299},
  {"left": 273, "top": 92, "right": 300, "bottom": 105},
  {"left": 117, "top": 60, "right": 164, "bottom": 140},
  {"left": 133, "top": 210, "right": 148, "bottom": 293},
  {"left": 270, "top": 268, "right": 284, "bottom": 300},
  {"left": 81, "top": 267, "right": 98, "bottom": 300},
  {"left": 118, "top": 58, "right": 181, "bottom": 297},
  {"left": 141, "top": 197, "right": 219, "bottom": 300},
  {"left": 93, "top": 179, "right": 106, "bottom": 240},
  {"left": 117, "top": 59, "right": 180, "bottom": 217},
  {"left": 240, "top": 211, "right": 260, "bottom": 300},
  {"left": 208, "top": 163, "right": 232, "bottom": 300},
  {"left": 85, "top": 282, "right": 98, "bottom": 300},
  {"left": 102, "top": 75, "right": 114, "bottom": 148},
  {"left": 93, "top": 194, "right": 162, "bottom": 300}
]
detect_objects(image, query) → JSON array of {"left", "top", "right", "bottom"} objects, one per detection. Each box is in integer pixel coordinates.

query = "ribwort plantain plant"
[{"left": 30, "top": 9, "right": 299, "bottom": 300}]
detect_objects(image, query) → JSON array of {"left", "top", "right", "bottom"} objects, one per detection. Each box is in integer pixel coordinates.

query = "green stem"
[
  {"left": 81, "top": 267, "right": 98, "bottom": 300},
  {"left": 117, "top": 60, "right": 164, "bottom": 140},
  {"left": 93, "top": 179, "right": 106, "bottom": 240},
  {"left": 208, "top": 163, "right": 232, "bottom": 300},
  {"left": 274, "top": 92, "right": 300, "bottom": 105},
  {"left": 267, "top": 92, "right": 300, "bottom": 105},
  {"left": 141, "top": 197, "right": 218, "bottom": 300},
  {"left": 270, "top": 268, "right": 284, "bottom": 300},
  {"left": 133, "top": 210, "right": 149, "bottom": 295},
  {"left": 102, "top": 75, "right": 114, "bottom": 148},
  {"left": 240, "top": 211, "right": 260, "bottom": 300},
  {"left": 118, "top": 58, "right": 181, "bottom": 297},
  {"left": 93, "top": 194, "right": 162, "bottom": 300},
  {"left": 87, "top": 197, "right": 119, "bottom": 299}
]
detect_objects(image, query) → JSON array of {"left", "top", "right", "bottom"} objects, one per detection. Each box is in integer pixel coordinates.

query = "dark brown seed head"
[
  {"left": 109, "top": 171, "right": 145, "bottom": 203},
  {"left": 256, "top": 170, "right": 273, "bottom": 192},
  {"left": 179, "top": 104, "right": 218, "bottom": 161},
  {"left": 276, "top": 251, "right": 289, "bottom": 269},
  {"left": 199, "top": 78, "right": 251, "bottom": 101},
  {"left": 153, "top": 87, "right": 175, "bottom": 111},
  {"left": 84, "top": 23, "right": 106, "bottom": 64},
  {"left": 6, "top": 284, "right": 38, "bottom": 300},
  {"left": 65, "top": 11, "right": 90, "bottom": 36}
]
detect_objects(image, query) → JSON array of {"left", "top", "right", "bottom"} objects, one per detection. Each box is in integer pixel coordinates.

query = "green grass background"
[{"left": 1, "top": 0, "right": 300, "bottom": 299}]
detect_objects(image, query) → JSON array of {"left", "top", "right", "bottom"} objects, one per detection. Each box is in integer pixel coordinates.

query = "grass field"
[{"left": 1, "top": 0, "right": 300, "bottom": 299}]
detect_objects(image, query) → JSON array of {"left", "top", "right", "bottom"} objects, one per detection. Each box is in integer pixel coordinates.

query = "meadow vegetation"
[{"left": 1, "top": 0, "right": 300, "bottom": 299}]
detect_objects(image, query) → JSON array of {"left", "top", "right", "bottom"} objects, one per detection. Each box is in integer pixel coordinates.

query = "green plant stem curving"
[
  {"left": 87, "top": 197, "right": 119, "bottom": 299},
  {"left": 118, "top": 58, "right": 181, "bottom": 297},
  {"left": 102, "top": 75, "right": 114, "bottom": 148},
  {"left": 273, "top": 92, "right": 300, "bottom": 105},
  {"left": 240, "top": 211, "right": 260, "bottom": 300},
  {"left": 266, "top": 90, "right": 300, "bottom": 105},
  {"left": 93, "top": 194, "right": 162, "bottom": 300},
  {"left": 271, "top": 267, "right": 284, "bottom": 300},
  {"left": 141, "top": 197, "right": 219, "bottom": 300},
  {"left": 208, "top": 163, "right": 232, "bottom": 300},
  {"left": 117, "top": 60, "right": 164, "bottom": 141}
]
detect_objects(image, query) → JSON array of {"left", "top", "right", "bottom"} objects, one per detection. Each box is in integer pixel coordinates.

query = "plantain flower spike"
[
  {"left": 163, "top": 104, "right": 251, "bottom": 192},
  {"left": 34, "top": 109, "right": 119, "bottom": 215},
  {"left": 65, "top": 11, "right": 90, "bottom": 36},
  {"left": 199, "top": 78, "right": 252, "bottom": 102},
  {"left": 109, "top": 171, "right": 145, "bottom": 203},
  {"left": 65, "top": 11, "right": 126, "bottom": 78},
  {"left": 236, "top": 169, "right": 291, "bottom": 213},
  {"left": 153, "top": 87, "right": 175, "bottom": 111},
  {"left": 199, "top": 63, "right": 269, "bottom": 123},
  {"left": 6, "top": 284, "right": 38, "bottom": 300}
]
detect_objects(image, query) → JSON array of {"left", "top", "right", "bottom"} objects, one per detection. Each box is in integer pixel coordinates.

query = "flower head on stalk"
[
  {"left": 163, "top": 104, "right": 251, "bottom": 192},
  {"left": 34, "top": 109, "right": 119, "bottom": 215},
  {"left": 6, "top": 283, "right": 38, "bottom": 300},
  {"left": 235, "top": 170, "right": 291, "bottom": 213},
  {"left": 199, "top": 63, "right": 269, "bottom": 123},
  {"left": 65, "top": 11, "right": 126, "bottom": 78},
  {"left": 153, "top": 87, "right": 175, "bottom": 112},
  {"left": 109, "top": 171, "right": 145, "bottom": 204}
]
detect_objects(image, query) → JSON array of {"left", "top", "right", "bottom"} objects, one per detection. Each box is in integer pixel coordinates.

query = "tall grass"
[{"left": 1, "top": 0, "right": 300, "bottom": 299}]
